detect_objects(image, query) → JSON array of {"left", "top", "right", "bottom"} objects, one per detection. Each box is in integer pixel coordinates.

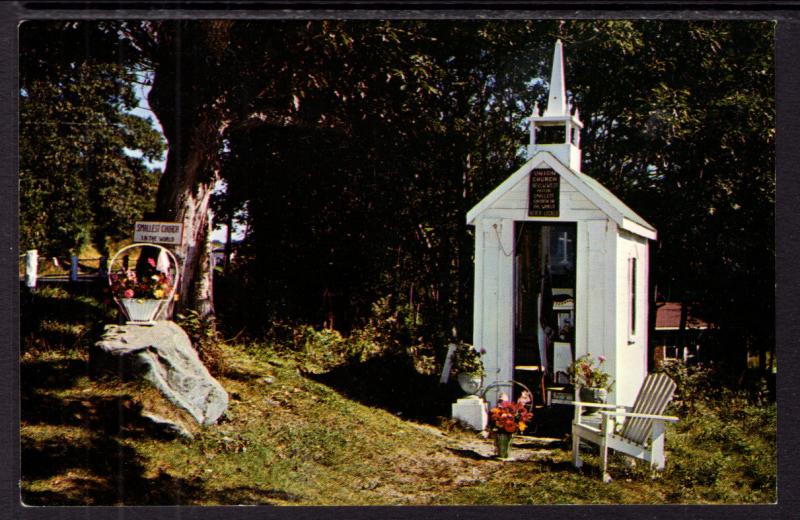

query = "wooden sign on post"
[
  {"left": 134, "top": 221, "right": 184, "bottom": 245},
  {"left": 528, "top": 168, "right": 560, "bottom": 217}
]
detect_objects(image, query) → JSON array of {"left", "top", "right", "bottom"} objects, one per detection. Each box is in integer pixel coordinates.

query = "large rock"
[{"left": 91, "top": 321, "right": 228, "bottom": 426}]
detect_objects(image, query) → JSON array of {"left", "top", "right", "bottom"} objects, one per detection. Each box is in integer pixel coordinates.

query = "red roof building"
[
  {"left": 653, "top": 302, "right": 710, "bottom": 364},
  {"left": 655, "top": 302, "right": 709, "bottom": 330}
]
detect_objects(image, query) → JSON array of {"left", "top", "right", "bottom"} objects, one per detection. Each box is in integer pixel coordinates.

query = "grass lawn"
[{"left": 19, "top": 286, "right": 776, "bottom": 505}]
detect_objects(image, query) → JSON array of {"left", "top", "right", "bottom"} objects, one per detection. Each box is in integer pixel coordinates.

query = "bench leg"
[
  {"left": 650, "top": 421, "right": 667, "bottom": 470},
  {"left": 601, "top": 442, "right": 611, "bottom": 483},
  {"left": 572, "top": 432, "right": 582, "bottom": 468},
  {"left": 601, "top": 415, "right": 613, "bottom": 482}
]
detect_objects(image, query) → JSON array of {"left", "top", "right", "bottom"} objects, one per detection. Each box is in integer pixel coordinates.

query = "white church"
[{"left": 468, "top": 40, "right": 657, "bottom": 409}]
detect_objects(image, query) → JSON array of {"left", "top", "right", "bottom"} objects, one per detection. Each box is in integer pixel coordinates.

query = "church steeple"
[
  {"left": 543, "top": 40, "right": 567, "bottom": 117},
  {"left": 527, "top": 40, "right": 584, "bottom": 171}
]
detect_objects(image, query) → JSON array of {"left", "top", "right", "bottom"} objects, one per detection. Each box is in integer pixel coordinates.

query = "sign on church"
[
  {"left": 528, "top": 168, "right": 560, "bottom": 217},
  {"left": 133, "top": 221, "right": 184, "bottom": 245}
]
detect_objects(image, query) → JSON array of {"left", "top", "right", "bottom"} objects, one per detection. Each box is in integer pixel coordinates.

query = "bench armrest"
[
  {"left": 568, "top": 401, "right": 628, "bottom": 409},
  {"left": 599, "top": 410, "right": 679, "bottom": 422}
]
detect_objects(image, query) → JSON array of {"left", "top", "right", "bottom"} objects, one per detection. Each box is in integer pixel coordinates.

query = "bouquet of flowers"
[
  {"left": 450, "top": 342, "right": 486, "bottom": 376},
  {"left": 109, "top": 257, "right": 174, "bottom": 300},
  {"left": 489, "top": 391, "right": 534, "bottom": 434},
  {"left": 567, "top": 354, "right": 614, "bottom": 390}
]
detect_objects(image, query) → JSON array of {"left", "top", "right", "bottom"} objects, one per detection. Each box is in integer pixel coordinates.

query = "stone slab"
[{"left": 92, "top": 321, "right": 228, "bottom": 426}]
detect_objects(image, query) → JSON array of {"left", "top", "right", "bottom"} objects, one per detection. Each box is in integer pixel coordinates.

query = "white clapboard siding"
[
  {"left": 490, "top": 175, "right": 607, "bottom": 222},
  {"left": 469, "top": 150, "right": 655, "bottom": 410}
]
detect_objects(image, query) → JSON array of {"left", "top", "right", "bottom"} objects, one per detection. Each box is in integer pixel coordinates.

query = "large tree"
[
  {"left": 19, "top": 21, "right": 164, "bottom": 257},
  {"left": 50, "top": 19, "right": 769, "bottom": 377},
  {"left": 127, "top": 20, "right": 450, "bottom": 319},
  {"left": 561, "top": 20, "right": 775, "bottom": 372},
  {"left": 210, "top": 20, "right": 773, "bottom": 375}
]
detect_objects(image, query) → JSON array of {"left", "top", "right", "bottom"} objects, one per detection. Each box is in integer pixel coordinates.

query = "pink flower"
[
  {"left": 598, "top": 355, "right": 606, "bottom": 362},
  {"left": 124, "top": 289, "right": 134, "bottom": 298},
  {"left": 148, "top": 258, "right": 156, "bottom": 267}
]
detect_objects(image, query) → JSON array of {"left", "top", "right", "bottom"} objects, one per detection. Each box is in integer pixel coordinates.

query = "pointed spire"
[
  {"left": 527, "top": 39, "right": 583, "bottom": 170},
  {"left": 543, "top": 39, "right": 567, "bottom": 117}
]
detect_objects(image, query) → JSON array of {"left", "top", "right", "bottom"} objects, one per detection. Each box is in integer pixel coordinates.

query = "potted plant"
[
  {"left": 450, "top": 342, "right": 485, "bottom": 395},
  {"left": 488, "top": 391, "right": 533, "bottom": 460},
  {"left": 567, "top": 354, "right": 614, "bottom": 413},
  {"left": 107, "top": 243, "right": 178, "bottom": 324}
]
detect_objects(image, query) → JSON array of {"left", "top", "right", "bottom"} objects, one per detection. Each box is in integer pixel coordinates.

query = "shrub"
[
  {"left": 176, "top": 309, "right": 225, "bottom": 375},
  {"left": 658, "top": 359, "right": 776, "bottom": 502}
]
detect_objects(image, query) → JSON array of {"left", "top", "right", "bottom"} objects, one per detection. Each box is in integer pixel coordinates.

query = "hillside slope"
[{"left": 20, "top": 286, "right": 776, "bottom": 505}]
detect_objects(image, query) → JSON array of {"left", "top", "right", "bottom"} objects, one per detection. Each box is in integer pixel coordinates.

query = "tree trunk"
[
  {"left": 677, "top": 300, "right": 688, "bottom": 361},
  {"left": 223, "top": 211, "right": 233, "bottom": 274},
  {"left": 146, "top": 21, "right": 231, "bottom": 319},
  {"left": 647, "top": 242, "right": 659, "bottom": 372},
  {"left": 149, "top": 128, "right": 219, "bottom": 319}
]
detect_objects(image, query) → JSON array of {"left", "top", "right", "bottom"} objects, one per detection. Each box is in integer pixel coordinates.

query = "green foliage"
[
  {"left": 653, "top": 359, "right": 777, "bottom": 502},
  {"left": 175, "top": 309, "right": 224, "bottom": 375},
  {"left": 19, "top": 21, "right": 165, "bottom": 256},
  {"left": 249, "top": 299, "right": 436, "bottom": 376},
  {"left": 450, "top": 342, "right": 485, "bottom": 376},
  {"left": 563, "top": 20, "right": 774, "bottom": 369},
  {"left": 21, "top": 20, "right": 774, "bottom": 379},
  {"left": 208, "top": 20, "right": 773, "bottom": 379},
  {"left": 567, "top": 354, "right": 614, "bottom": 390}
]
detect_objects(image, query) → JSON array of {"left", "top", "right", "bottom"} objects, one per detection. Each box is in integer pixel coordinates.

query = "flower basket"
[
  {"left": 108, "top": 243, "right": 180, "bottom": 325},
  {"left": 120, "top": 298, "right": 170, "bottom": 323}
]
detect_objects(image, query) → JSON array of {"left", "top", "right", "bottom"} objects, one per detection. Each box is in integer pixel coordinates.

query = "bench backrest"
[{"left": 620, "top": 373, "right": 677, "bottom": 445}]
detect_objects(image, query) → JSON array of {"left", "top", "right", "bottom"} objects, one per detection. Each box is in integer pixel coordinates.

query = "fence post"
[
  {"left": 70, "top": 255, "right": 79, "bottom": 282},
  {"left": 25, "top": 249, "right": 38, "bottom": 289}
]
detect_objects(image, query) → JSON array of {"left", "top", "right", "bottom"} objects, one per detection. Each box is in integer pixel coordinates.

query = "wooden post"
[
  {"left": 439, "top": 343, "right": 458, "bottom": 384},
  {"left": 99, "top": 256, "right": 108, "bottom": 278},
  {"left": 70, "top": 255, "right": 79, "bottom": 282},
  {"left": 25, "top": 249, "right": 38, "bottom": 288}
]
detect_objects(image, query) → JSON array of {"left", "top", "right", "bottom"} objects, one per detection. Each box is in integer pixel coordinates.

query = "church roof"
[
  {"left": 571, "top": 169, "right": 655, "bottom": 235},
  {"left": 466, "top": 151, "right": 657, "bottom": 240},
  {"left": 467, "top": 40, "right": 656, "bottom": 240}
]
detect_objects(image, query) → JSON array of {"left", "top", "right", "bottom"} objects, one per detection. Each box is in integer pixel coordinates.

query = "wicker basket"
[
  {"left": 120, "top": 298, "right": 169, "bottom": 323},
  {"left": 108, "top": 243, "right": 180, "bottom": 325}
]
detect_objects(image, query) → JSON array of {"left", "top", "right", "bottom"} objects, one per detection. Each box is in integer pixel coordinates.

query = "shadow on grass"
[
  {"left": 21, "top": 284, "right": 107, "bottom": 323},
  {"left": 446, "top": 447, "right": 492, "bottom": 461},
  {"left": 222, "top": 367, "right": 266, "bottom": 382},
  {"left": 21, "top": 358, "right": 89, "bottom": 391},
  {"left": 21, "top": 389, "right": 183, "bottom": 440},
  {"left": 21, "top": 284, "right": 111, "bottom": 359},
  {"left": 308, "top": 351, "right": 463, "bottom": 423},
  {"left": 21, "top": 434, "right": 205, "bottom": 505}
]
